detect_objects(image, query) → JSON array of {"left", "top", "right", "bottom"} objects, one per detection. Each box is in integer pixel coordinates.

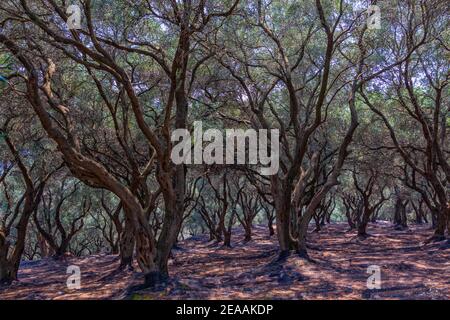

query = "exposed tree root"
[
  {"left": 296, "top": 249, "right": 317, "bottom": 263},
  {"left": 268, "top": 250, "right": 290, "bottom": 265},
  {"left": 125, "top": 271, "right": 169, "bottom": 295},
  {"left": 424, "top": 234, "right": 446, "bottom": 244}
]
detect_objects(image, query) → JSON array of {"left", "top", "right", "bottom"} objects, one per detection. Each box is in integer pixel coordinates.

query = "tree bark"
[
  {"left": 394, "top": 198, "right": 408, "bottom": 230},
  {"left": 223, "top": 230, "right": 232, "bottom": 247},
  {"left": 357, "top": 209, "right": 372, "bottom": 237},
  {"left": 272, "top": 185, "right": 296, "bottom": 255},
  {"left": 119, "top": 213, "right": 135, "bottom": 269},
  {"left": 0, "top": 233, "right": 15, "bottom": 285},
  {"left": 268, "top": 219, "right": 275, "bottom": 236}
]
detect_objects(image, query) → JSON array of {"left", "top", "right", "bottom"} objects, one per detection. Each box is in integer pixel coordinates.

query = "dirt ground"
[{"left": 0, "top": 222, "right": 448, "bottom": 300}]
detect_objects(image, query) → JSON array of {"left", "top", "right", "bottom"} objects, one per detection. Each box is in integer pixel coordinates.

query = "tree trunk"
[
  {"left": 0, "top": 236, "right": 16, "bottom": 285},
  {"left": 296, "top": 214, "right": 310, "bottom": 258},
  {"left": 111, "top": 204, "right": 123, "bottom": 255},
  {"left": 153, "top": 190, "right": 185, "bottom": 283},
  {"left": 357, "top": 209, "right": 372, "bottom": 237},
  {"left": 268, "top": 219, "right": 275, "bottom": 236},
  {"left": 215, "top": 224, "right": 223, "bottom": 242},
  {"left": 320, "top": 212, "right": 326, "bottom": 226},
  {"left": 415, "top": 215, "right": 423, "bottom": 224},
  {"left": 371, "top": 210, "right": 378, "bottom": 223},
  {"left": 37, "top": 233, "right": 51, "bottom": 258},
  {"left": 345, "top": 209, "right": 356, "bottom": 229},
  {"left": 111, "top": 243, "right": 119, "bottom": 255},
  {"left": 0, "top": 229, "right": 28, "bottom": 285},
  {"left": 223, "top": 230, "right": 231, "bottom": 247},
  {"left": 0, "top": 188, "right": 39, "bottom": 284},
  {"left": 433, "top": 206, "right": 448, "bottom": 240},
  {"left": 54, "top": 241, "right": 69, "bottom": 258},
  {"left": 431, "top": 208, "right": 438, "bottom": 229},
  {"left": 272, "top": 184, "right": 296, "bottom": 256},
  {"left": 326, "top": 210, "right": 332, "bottom": 224},
  {"left": 148, "top": 28, "right": 190, "bottom": 283},
  {"left": 411, "top": 200, "right": 425, "bottom": 224},
  {"left": 0, "top": 260, "right": 16, "bottom": 286},
  {"left": 243, "top": 226, "right": 252, "bottom": 242},
  {"left": 208, "top": 230, "right": 215, "bottom": 242},
  {"left": 447, "top": 205, "right": 450, "bottom": 235},
  {"left": 314, "top": 215, "right": 321, "bottom": 232},
  {"left": 394, "top": 198, "right": 408, "bottom": 230},
  {"left": 119, "top": 214, "right": 135, "bottom": 269}
]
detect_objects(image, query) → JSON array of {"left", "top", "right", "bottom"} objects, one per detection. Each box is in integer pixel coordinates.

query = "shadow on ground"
[{"left": 0, "top": 222, "right": 448, "bottom": 300}]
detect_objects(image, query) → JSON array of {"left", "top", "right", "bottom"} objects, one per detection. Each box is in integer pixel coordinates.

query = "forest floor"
[{"left": 0, "top": 222, "right": 449, "bottom": 300}]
